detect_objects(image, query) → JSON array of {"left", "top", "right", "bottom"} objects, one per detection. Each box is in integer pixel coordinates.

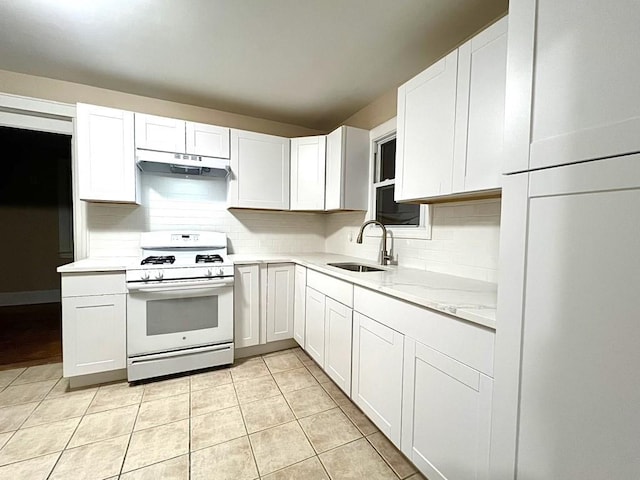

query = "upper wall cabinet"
[
  {"left": 396, "top": 17, "right": 508, "bottom": 202},
  {"left": 453, "top": 16, "right": 508, "bottom": 193},
  {"left": 325, "top": 126, "right": 370, "bottom": 211},
  {"left": 76, "top": 103, "right": 139, "bottom": 204},
  {"left": 135, "top": 113, "right": 230, "bottom": 158},
  {"left": 505, "top": 0, "right": 640, "bottom": 173},
  {"left": 290, "top": 135, "right": 326, "bottom": 211},
  {"left": 228, "top": 129, "right": 290, "bottom": 210}
]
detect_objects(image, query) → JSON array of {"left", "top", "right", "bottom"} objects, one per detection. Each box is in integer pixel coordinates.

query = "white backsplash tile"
[{"left": 86, "top": 174, "right": 500, "bottom": 282}]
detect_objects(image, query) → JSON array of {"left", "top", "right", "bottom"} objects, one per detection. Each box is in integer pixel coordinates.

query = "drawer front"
[
  {"left": 307, "top": 269, "right": 353, "bottom": 308},
  {"left": 61, "top": 272, "right": 127, "bottom": 297},
  {"left": 354, "top": 286, "right": 494, "bottom": 376}
]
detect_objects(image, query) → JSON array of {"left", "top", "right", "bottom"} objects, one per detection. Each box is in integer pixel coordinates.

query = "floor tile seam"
[
  {"left": 86, "top": 399, "right": 142, "bottom": 416},
  {"left": 0, "top": 449, "right": 61, "bottom": 471},
  {"left": 141, "top": 389, "right": 190, "bottom": 404},
  {"left": 189, "top": 380, "right": 233, "bottom": 393},
  {"left": 120, "top": 449, "right": 187, "bottom": 476},
  {"left": 132, "top": 411, "right": 191, "bottom": 434},
  {"left": 362, "top": 434, "right": 409, "bottom": 479},
  {"left": 117, "top": 402, "right": 140, "bottom": 477},
  {"left": 44, "top": 414, "right": 86, "bottom": 480},
  {"left": 9, "top": 376, "right": 62, "bottom": 388},
  {"left": 22, "top": 387, "right": 98, "bottom": 431},
  {"left": 188, "top": 431, "right": 247, "bottom": 454},
  {"left": 228, "top": 371, "right": 251, "bottom": 439}
]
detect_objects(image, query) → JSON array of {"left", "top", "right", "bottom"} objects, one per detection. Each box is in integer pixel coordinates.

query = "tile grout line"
[
  {"left": 230, "top": 358, "right": 261, "bottom": 479},
  {"left": 117, "top": 384, "right": 144, "bottom": 478}
]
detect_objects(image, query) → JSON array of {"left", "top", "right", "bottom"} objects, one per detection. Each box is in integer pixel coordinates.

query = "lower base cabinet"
[
  {"left": 61, "top": 272, "right": 127, "bottom": 378},
  {"left": 323, "top": 297, "right": 352, "bottom": 394},
  {"left": 351, "top": 312, "right": 404, "bottom": 445},
  {"left": 402, "top": 338, "right": 493, "bottom": 480},
  {"left": 304, "top": 287, "right": 326, "bottom": 365}
]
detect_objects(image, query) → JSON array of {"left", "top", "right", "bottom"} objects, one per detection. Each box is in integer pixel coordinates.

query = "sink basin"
[{"left": 327, "top": 262, "right": 385, "bottom": 272}]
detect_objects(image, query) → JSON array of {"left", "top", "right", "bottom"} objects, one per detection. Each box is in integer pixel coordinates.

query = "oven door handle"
[{"left": 127, "top": 278, "right": 233, "bottom": 293}]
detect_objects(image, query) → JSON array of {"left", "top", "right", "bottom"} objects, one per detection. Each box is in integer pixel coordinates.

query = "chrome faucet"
[{"left": 356, "top": 220, "right": 392, "bottom": 266}]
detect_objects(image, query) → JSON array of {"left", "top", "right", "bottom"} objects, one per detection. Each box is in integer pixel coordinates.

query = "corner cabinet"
[
  {"left": 290, "top": 135, "right": 326, "bottom": 211},
  {"left": 396, "top": 16, "right": 508, "bottom": 202},
  {"left": 293, "top": 265, "right": 307, "bottom": 347},
  {"left": 304, "top": 286, "right": 326, "bottom": 365},
  {"left": 228, "top": 129, "right": 290, "bottom": 210},
  {"left": 266, "top": 263, "right": 295, "bottom": 342},
  {"left": 61, "top": 272, "right": 127, "bottom": 377},
  {"left": 76, "top": 103, "right": 139, "bottom": 204}
]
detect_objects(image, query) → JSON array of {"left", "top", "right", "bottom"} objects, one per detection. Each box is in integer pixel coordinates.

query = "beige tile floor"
[{"left": 0, "top": 348, "right": 427, "bottom": 480}]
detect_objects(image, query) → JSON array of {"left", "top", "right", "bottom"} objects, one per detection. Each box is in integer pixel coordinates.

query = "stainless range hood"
[{"left": 136, "top": 149, "right": 230, "bottom": 178}]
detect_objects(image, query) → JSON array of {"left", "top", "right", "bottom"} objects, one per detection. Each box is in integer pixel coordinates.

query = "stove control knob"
[
  {"left": 154, "top": 271, "right": 164, "bottom": 281},
  {"left": 205, "top": 269, "right": 213, "bottom": 278},
  {"left": 217, "top": 268, "right": 225, "bottom": 277},
  {"left": 141, "top": 271, "right": 150, "bottom": 281}
]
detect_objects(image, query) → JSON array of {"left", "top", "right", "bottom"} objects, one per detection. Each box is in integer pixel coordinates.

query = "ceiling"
[{"left": 0, "top": 0, "right": 508, "bottom": 131}]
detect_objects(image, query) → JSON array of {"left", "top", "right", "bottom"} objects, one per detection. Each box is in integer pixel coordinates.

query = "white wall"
[
  {"left": 86, "top": 173, "right": 325, "bottom": 258},
  {"left": 325, "top": 198, "right": 501, "bottom": 283},
  {"left": 86, "top": 173, "right": 500, "bottom": 283}
]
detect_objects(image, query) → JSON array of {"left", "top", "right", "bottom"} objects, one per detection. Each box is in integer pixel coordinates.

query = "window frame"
[{"left": 366, "top": 117, "right": 432, "bottom": 240}]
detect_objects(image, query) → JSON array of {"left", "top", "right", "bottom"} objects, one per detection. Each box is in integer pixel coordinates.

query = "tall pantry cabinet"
[{"left": 491, "top": 0, "right": 640, "bottom": 478}]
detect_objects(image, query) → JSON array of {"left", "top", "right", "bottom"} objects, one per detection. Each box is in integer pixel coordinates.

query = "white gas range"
[{"left": 126, "top": 231, "right": 234, "bottom": 382}]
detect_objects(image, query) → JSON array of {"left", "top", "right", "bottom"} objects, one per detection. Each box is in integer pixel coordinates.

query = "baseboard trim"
[
  {"left": 68, "top": 369, "right": 127, "bottom": 389},
  {"left": 0, "top": 289, "right": 61, "bottom": 306},
  {"left": 235, "top": 339, "right": 298, "bottom": 359}
]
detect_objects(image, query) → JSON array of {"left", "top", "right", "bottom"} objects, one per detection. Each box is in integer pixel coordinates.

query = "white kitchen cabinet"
[
  {"left": 453, "top": 16, "right": 507, "bottom": 193},
  {"left": 323, "top": 297, "right": 352, "bottom": 394},
  {"left": 304, "top": 286, "right": 325, "bottom": 365},
  {"left": 325, "top": 126, "right": 370, "bottom": 211},
  {"left": 185, "top": 122, "right": 230, "bottom": 158},
  {"left": 229, "top": 129, "right": 290, "bottom": 210},
  {"left": 504, "top": 0, "right": 640, "bottom": 173},
  {"left": 266, "top": 263, "right": 295, "bottom": 342},
  {"left": 61, "top": 272, "right": 127, "bottom": 377},
  {"left": 234, "top": 264, "right": 260, "bottom": 348},
  {"left": 402, "top": 337, "right": 493, "bottom": 480},
  {"left": 135, "top": 113, "right": 230, "bottom": 159},
  {"left": 491, "top": 156, "right": 640, "bottom": 479},
  {"left": 290, "top": 135, "right": 326, "bottom": 210},
  {"left": 134, "top": 113, "right": 185, "bottom": 153},
  {"left": 293, "top": 265, "right": 307, "bottom": 347},
  {"left": 76, "top": 103, "right": 139, "bottom": 204},
  {"left": 395, "top": 50, "right": 458, "bottom": 201},
  {"left": 396, "top": 17, "right": 507, "bottom": 202},
  {"left": 352, "top": 311, "right": 404, "bottom": 445}
]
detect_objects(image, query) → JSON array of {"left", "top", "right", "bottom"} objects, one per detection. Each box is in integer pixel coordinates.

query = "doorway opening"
[{"left": 0, "top": 126, "right": 73, "bottom": 369}]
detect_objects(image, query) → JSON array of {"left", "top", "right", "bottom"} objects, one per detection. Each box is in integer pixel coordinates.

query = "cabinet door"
[
  {"left": 325, "top": 126, "right": 369, "bottom": 211},
  {"left": 293, "top": 265, "right": 307, "bottom": 347},
  {"left": 290, "top": 136, "right": 326, "bottom": 210},
  {"left": 453, "top": 16, "right": 507, "bottom": 193},
  {"left": 496, "top": 156, "right": 640, "bottom": 479},
  {"left": 266, "top": 263, "right": 294, "bottom": 342},
  {"left": 352, "top": 312, "right": 404, "bottom": 445},
  {"left": 304, "top": 287, "right": 325, "bottom": 366},
  {"left": 185, "top": 122, "right": 230, "bottom": 158},
  {"left": 76, "top": 103, "right": 138, "bottom": 203},
  {"left": 402, "top": 338, "right": 493, "bottom": 480},
  {"left": 323, "top": 298, "right": 352, "bottom": 395},
  {"left": 62, "top": 294, "right": 126, "bottom": 377},
  {"left": 234, "top": 264, "right": 260, "bottom": 348},
  {"left": 229, "top": 129, "right": 290, "bottom": 209},
  {"left": 396, "top": 50, "right": 458, "bottom": 201},
  {"left": 134, "top": 113, "right": 186, "bottom": 153}
]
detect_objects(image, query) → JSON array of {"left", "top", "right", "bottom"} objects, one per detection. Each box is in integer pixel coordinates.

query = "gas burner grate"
[
  {"left": 195, "top": 254, "right": 224, "bottom": 264},
  {"left": 141, "top": 255, "right": 176, "bottom": 265}
]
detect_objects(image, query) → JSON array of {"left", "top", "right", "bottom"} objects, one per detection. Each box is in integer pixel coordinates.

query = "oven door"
[{"left": 127, "top": 278, "right": 233, "bottom": 357}]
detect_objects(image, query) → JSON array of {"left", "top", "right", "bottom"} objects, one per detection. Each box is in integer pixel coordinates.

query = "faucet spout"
[{"left": 356, "top": 220, "right": 392, "bottom": 266}]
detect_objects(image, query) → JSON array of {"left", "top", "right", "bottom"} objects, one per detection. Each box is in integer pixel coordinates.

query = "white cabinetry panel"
[
  {"left": 266, "top": 263, "right": 294, "bottom": 342},
  {"left": 402, "top": 338, "right": 492, "bottom": 480},
  {"left": 134, "top": 113, "right": 185, "bottom": 153},
  {"left": 234, "top": 264, "right": 260, "bottom": 348},
  {"left": 293, "top": 265, "right": 307, "bottom": 347},
  {"left": 352, "top": 312, "right": 404, "bottom": 445},
  {"left": 229, "top": 129, "right": 290, "bottom": 210},
  {"left": 290, "top": 135, "right": 326, "bottom": 211},
  {"left": 76, "top": 103, "right": 138, "bottom": 204},
  {"left": 323, "top": 297, "right": 352, "bottom": 394},
  {"left": 304, "top": 286, "right": 325, "bottom": 366},
  {"left": 185, "top": 122, "right": 230, "bottom": 158},
  {"left": 395, "top": 51, "right": 458, "bottom": 201}
]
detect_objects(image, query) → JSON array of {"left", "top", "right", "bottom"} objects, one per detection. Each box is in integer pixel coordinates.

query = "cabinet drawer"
[
  {"left": 354, "top": 286, "right": 494, "bottom": 376},
  {"left": 307, "top": 270, "right": 353, "bottom": 308},
  {"left": 61, "top": 272, "right": 127, "bottom": 297}
]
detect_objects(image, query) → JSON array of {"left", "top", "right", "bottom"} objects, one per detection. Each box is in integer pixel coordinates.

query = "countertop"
[{"left": 58, "top": 252, "right": 497, "bottom": 329}]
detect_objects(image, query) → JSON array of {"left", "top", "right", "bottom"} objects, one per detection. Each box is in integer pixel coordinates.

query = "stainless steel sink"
[{"left": 327, "top": 262, "right": 385, "bottom": 272}]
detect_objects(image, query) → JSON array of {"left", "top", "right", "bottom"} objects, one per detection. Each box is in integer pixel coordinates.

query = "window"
[
  {"left": 373, "top": 136, "right": 421, "bottom": 226},
  {"left": 368, "top": 118, "right": 431, "bottom": 240}
]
